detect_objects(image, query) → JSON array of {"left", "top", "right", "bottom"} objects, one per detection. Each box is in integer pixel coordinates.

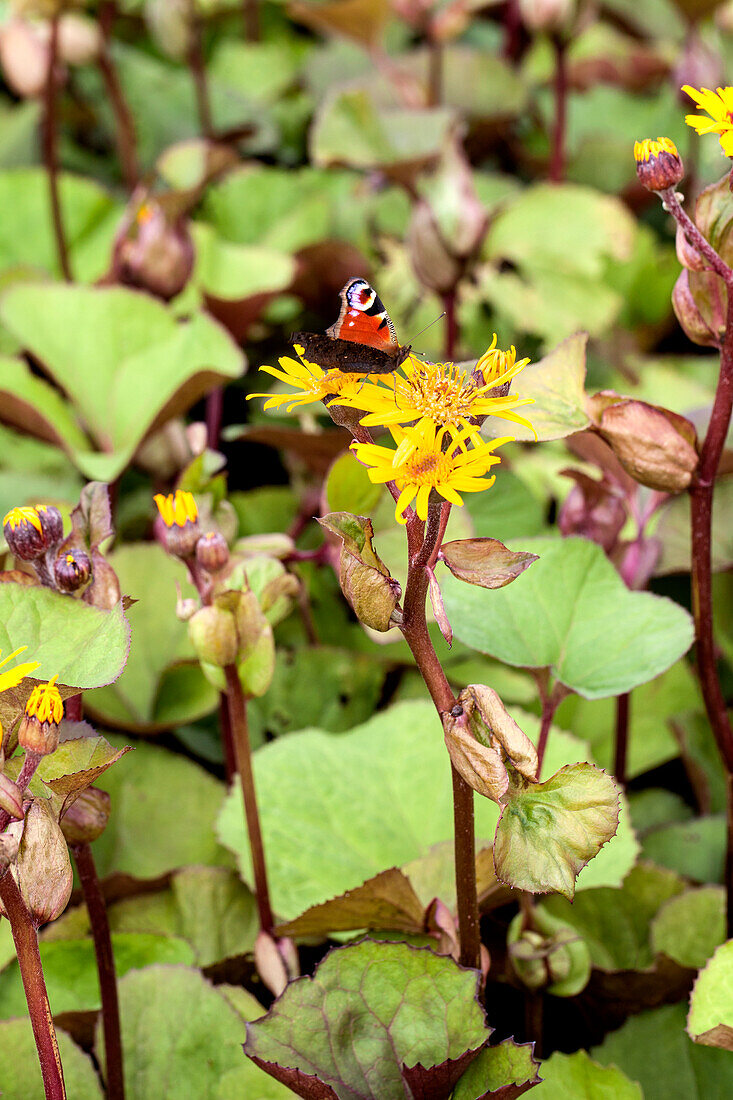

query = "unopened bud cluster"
[
  {"left": 3, "top": 503, "right": 93, "bottom": 594},
  {"left": 154, "top": 490, "right": 231, "bottom": 573}
]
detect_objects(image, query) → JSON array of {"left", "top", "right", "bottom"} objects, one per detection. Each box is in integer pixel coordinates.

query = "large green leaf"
[
  {"left": 640, "top": 816, "right": 726, "bottom": 883},
  {"left": 593, "top": 1002, "right": 733, "bottom": 1099},
  {"left": 651, "top": 887, "right": 726, "bottom": 970},
  {"left": 217, "top": 701, "right": 637, "bottom": 919},
  {"left": 245, "top": 939, "right": 491, "bottom": 1099},
  {"left": 555, "top": 659, "right": 700, "bottom": 777},
  {"left": 481, "top": 334, "right": 590, "bottom": 443},
  {"left": 0, "top": 168, "right": 122, "bottom": 281},
  {"left": 452, "top": 1039, "right": 540, "bottom": 1098},
  {"left": 0, "top": 934, "right": 194, "bottom": 1018},
  {"left": 96, "top": 965, "right": 288, "bottom": 1100},
  {"left": 688, "top": 940, "right": 733, "bottom": 1050},
  {"left": 92, "top": 737, "right": 232, "bottom": 880},
  {"left": 0, "top": 284, "right": 245, "bottom": 480},
  {"left": 0, "top": 1018, "right": 103, "bottom": 1100},
  {"left": 442, "top": 536, "right": 694, "bottom": 699},
  {"left": 191, "top": 223, "right": 295, "bottom": 300},
  {"left": 86, "top": 544, "right": 218, "bottom": 731},
  {"left": 533, "top": 1051, "right": 642, "bottom": 1098}
]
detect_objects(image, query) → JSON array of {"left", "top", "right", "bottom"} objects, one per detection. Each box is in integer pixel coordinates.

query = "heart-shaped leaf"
[
  {"left": 533, "top": 1051, "right": 642, "bottom": 1098},
  {"left": 688, "top": 940, "right": 733, "bottom": 1050},
  {"left": 0, "top": 284, "right": 245, "bottom": 481},
  {"left": 442, "top": 536, "right": 694, "bottom": 699},
  {"left": 651, "top": 887, "right": 726, "bottom": 971},
  {"left": 245, "top": 939, "right": 491, "bottom": 1100},
  {"left": 494, "top": 763, "right": 620, "bottom": 899},
  {"left": 0, "top": 1018, "right": 103, "bottom": 1099},
  {"left": 34, "top": 734, "right": 130, "bottom": 818}
]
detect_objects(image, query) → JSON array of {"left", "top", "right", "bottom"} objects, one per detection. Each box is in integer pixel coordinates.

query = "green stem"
[
  {"left": 72, "top": 844, "right": 124, "bottom": 1100},
  {"left": 224, "top": 665, "right": 274, "bottom": 933},
  {"left": 0, "top": 871, "right": 66, "bottom": 1099}
]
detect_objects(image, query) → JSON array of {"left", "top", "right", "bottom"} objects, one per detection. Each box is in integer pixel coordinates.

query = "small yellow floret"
[
  {"left": 25, "top": 675, "right": 63, "bottom": 725},
  {"left": 154, "top": 490, "right": 198, "bottom": 528},
  {"left": 2, "top": 506, "right": 42, "bottom": 533},
  {"left": 633, "top": 137, "right": 678, "bottom": 163}
]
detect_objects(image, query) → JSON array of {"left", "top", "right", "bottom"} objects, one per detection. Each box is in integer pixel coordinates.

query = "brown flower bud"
[
  {"left": 53, "top": 547, "right": 92, "bottom": 593},
  {"left": 188, "top": 605, "right": 238, "bottom": 667},
  {"left": 0, "top": 19, "right": 48, "bottom": 98},
  {"left": 60, "top": 787, "right": 111, "bottom": 845},
  {"left": 3, "top": 505, "right": 62, "bottom": 561},
  {"left": 17, "top": 675, "right": 63, "bottom": 757},
  {"left": 0, "top": 772, "right": 23, "bottom": 821},
  {"left": 113, "top": 199, "right": 195, "bottom": 302},
  {"left": 0, "top": 800, "right": 73, "bottom": 926},
  {"left": 196, "top": 531, "right": 229, "bottom": 573},
  {"left": 591, "top": 394, "right": 699, "bottom": 493},
  {"left": 153, "top": 490, "right": 200, "bottom": 558},
  {"left": 558, "top": 471, "right": 626, "bottom": 553},
  {"left": 672, "top": 268, "right": 725, "bottom": 348},
  {"left": 407, "top": 200, "right": 462, "bottom": 296},
  {"left": 633, "top": 137, "right": 684, "bottom": 193},
  {"left": 0, "top": 830, "right": 20, "bottom": 871},
  {"left": 675, "top": 223, "right": 706, "bottom": 272}
]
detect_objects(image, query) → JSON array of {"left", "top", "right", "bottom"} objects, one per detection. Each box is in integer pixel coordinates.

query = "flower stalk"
[
  {"left": 43, "top": 14, "right": 71, "bottom": 282},
  {"left": 98, "top": 1, "right": 139, "bottom": 190},
  {"left": 0, "top": 871, "right": 66, "bottom": 1099}
]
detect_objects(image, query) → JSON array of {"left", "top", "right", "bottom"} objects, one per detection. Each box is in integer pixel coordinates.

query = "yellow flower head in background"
[
  {"left": 329, "top": 341, "right": 534, "bottom": 438},
  {"left": 248, "top": 347, "right": 367, "bottom": 413},
  {"left": 154, "top": 490, "right": 198, "bottom": 528},
  {"left": 25, "top": 674, "right": 63, "bottom": 725},
  {"left": 351, "top": 421, "right": 514, "bottom": 524},
  {"left": 0, "top": 647, "right": 40, "bottom": 693},
  {"left": 683, "top": 86, "right": 733, "bottom": 155}
]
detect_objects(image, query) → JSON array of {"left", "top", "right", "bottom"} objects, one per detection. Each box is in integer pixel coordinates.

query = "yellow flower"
[
  {"left": 683, "top": 86, "right": 733, "bottom": 156},
  {"left": 25, "top": 674, "right": 63, "bottom": 725},
  {"left": 0, "top": 647, "right": 40, "bottom": 693},
  {"left": 351, "top": 421, "right": 514, "bottom": 524},
  {"left": 3, "top": 506, "right": 43, "bottom": 533},
  {"left": 633, "top": 137, "right": 679, "bottom": 164},
  {"left": 248, "top": 347, "right": 367, "bottom": 413},
  {"left": 154, "top": 490, "right": 198, "bottom": 528},
  {"left": 329, "top": 341, "right": 534, "bottom": 437}
]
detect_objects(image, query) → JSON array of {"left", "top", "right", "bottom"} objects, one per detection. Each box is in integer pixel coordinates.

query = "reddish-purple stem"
[
  {"left": 613, "top": 692, "right": 630, "bottom": 786},
  {"left": 549, "top": 37, "right": 567, "bottom": 184},
  {"left": 43, "top": 15, "right": 71, "bottom": 282}
]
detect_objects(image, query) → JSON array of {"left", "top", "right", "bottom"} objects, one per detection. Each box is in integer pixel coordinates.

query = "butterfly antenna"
[{"left": 412, "top": 311, "right": 446, "bottom": 342}]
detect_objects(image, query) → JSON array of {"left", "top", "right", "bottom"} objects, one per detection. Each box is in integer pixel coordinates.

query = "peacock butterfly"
[{"left": 291, "top": 277, "right": 411, "bottom": 375}]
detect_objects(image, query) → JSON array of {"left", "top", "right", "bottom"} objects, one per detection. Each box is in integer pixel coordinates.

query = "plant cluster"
[{"left": 0, "top": 0, "right": 731, "bottom": 1098}]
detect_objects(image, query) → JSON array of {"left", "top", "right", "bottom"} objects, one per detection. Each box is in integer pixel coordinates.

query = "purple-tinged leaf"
[{"left": 440, "top": 538, "right": 538, "bottom": 590}]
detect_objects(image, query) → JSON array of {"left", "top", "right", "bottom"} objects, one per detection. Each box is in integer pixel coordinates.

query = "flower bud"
[
  {"left": 0, "top": 19, "right": 48, "bottom": 98},
  {"left": 592, "top": 395, "right": 699, "bottom": 493},
  {"left": 188, "top": 605, "right": 238, "bottom": 668},
  {"left": 519, "top": 0, "right": 576, "bottom": 33},
  {"left": 0, "top": 800, "right": 72, "bottom": 926},
  {"left": 633, "top": 137, "right": 684, "bottom": 193},
  {"left": 153, "top": 490, "right": 200, "bottom": 558},
  {"left": 0, "top": 772, "right": 23, "bottom": 821},
  {"left": 0, "top": 830, "right": 20, "bottom": 871},
  {"left": 18, "top": 675, "right": 63, "bottom": 757},
  {"left": 672, "top": 268, "right": 725, "bottom": 348},
  {"left": 3, "top": 505, "right": 62, "bottom": 561},
  {"left": 113, "top": 200, "right": 195, "bottom": 302},
  {"left": 56, "top": 13, "right": 101, "bottom": 66},
  {"left": 53, "top": 547, "right": 92, "bottom": 593},
  {"left": 675, "top": 222, "right": 706, "bottom": 272},
  {"left": 196, "top": 531, "right": 229, "bottom": 573},
  {"left": 407, "top": 200, "right": 462, "bottom": 296},
  {"left": 60, "top": 787, "right": 111, "bottom": 845},
  {"left": 558, "top": 471, "right": 626, "bottom": 553}
]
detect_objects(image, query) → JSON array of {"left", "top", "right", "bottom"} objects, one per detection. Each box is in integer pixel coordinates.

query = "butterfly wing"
[
  {"left": 291, "top": 332, "right": 409, "bottom": 375},
  {"left": 326, "top": 277, "right": 400, "bottom": 352}
]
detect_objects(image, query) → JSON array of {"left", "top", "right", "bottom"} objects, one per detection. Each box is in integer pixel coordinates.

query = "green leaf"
[
  {"left": 245, "top": 939, "right": 491, "bottom": 1098},
  {"left": 86, "top": 544, "right": 218, "bottom": 731},
  {"left": 442, "top": 536, "right": 694, "bottom": 699},
  {"left": 688, "top": 940, "right": 733, "bottom": 1050},
  {"left": 534, "top": 1051, "right": 642, "bottom": 1098},
  {"left": 0, "top": 1018, "right": 103, "bottom": 1100},
  {"left": 97, "top": 965, "right": 287, "bottom": 1099},
  {"left": 0, "top": 168, "right": 122, "bottom": 282},
  {"left": 464, "top": 470, "right": 546, "bottom": 541},
  {"left": 191, "top": 223, "right": 296, "bottom": 301},
  {"left": 452, "top": 1038, "right": 540, "bottom": 1098},
  {"left": 312, "top": 88, "right": 454, "bottom": 171},
  {"left": 628, "top": 789, "right": 693, "bottom": 836},
  {"left": 494, "top": 763, "right": 619, "bottom": 899},
  {"left": 651, "top": 887, "right": 726, "bottom": 971},
  {"left": 0, "top": 934, "right": 194, "bottom": 1018},
  {"left": 538, "top": 863, "right": 686, "bottom": 971},
  {"left": 555, "top": 659, "right": 700, "bottom": 778},
  {"left": 275, "top": 867, "right": 426, "bottom": 938},
  {"left": 34, "top": 734, "right": 130, "bottom": 817},
  {"left": 217, "top": 700, "right": 637, "bottom": 918},
  {"left": 641, "top": 816, "right": 726, "bottom": 883},
  {"left": 482, "top": 334, "right": 590, "bottom": 443},
  {"left": 0, "top": 284, "right": 244, "bottom": 480},
  {"left": 92, "top": 737, "right": 232, "bottom": 880},
  {"left": 655, "top": 477, "right": 733, "bottom": 575},
  {"left": 593, "top": 1002, "right": 733, "bottom": 1100},
  {"left": 0, "top": 583, "right": 129, "bottom": 733}
]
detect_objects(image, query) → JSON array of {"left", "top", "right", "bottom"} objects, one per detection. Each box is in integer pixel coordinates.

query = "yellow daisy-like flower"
[
  {"left": 25, "top": 674, "right": 63, "bottom": 725},
  {"left": 476, "top": 334, "right": 531, "bottom": 388},
  {"left": 351, "top": 421, "right": 514, "bottom": 524},
  {"left": 248, "top": 347, "right": 367, "bottom": 413},
  {"left": 154, "top": 490, "right": 198, "bottom": 528},
  {"left": 329, "top": 340, "right": 534, "bottom": 437},
  {"left": 0, "top": 646, "right": 40, "bottom": 693},
  {"left": 683, "top": 86, "right": 733, "bottom": 156}
]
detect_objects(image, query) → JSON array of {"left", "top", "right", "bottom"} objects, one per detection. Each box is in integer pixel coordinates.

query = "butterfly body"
[{"left": 291, "top": 277, "right": 411, "bottom": 375}]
